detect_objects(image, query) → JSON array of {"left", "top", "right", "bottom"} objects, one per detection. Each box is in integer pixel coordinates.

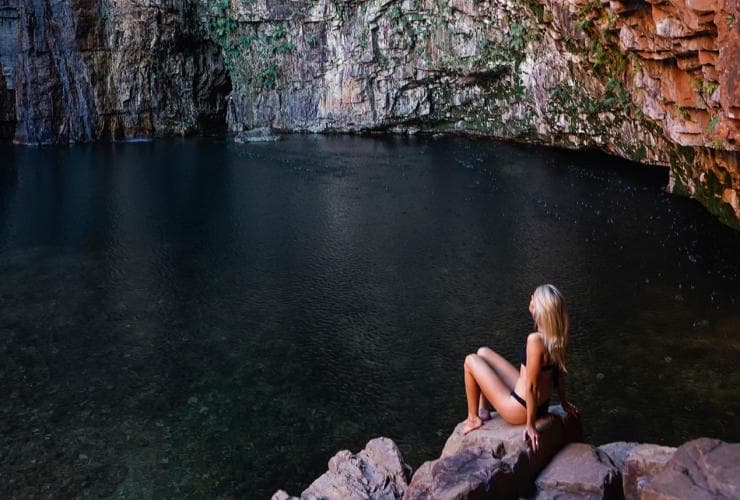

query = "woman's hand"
[
  {"left": 523, "top": 425, "right": 540, "bottom": 452},
  {"left": 562, "top": 402, "right": 579, "bottom": 418}
]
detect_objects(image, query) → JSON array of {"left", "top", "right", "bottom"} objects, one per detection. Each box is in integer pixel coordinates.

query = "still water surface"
[{"left": 0, "top": 136, "right": 738, "bottom": 497}]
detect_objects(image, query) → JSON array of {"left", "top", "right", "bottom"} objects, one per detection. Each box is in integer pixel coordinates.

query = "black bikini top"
[{"left": 520, "top": 344, "right": 559, "bottom": 384}]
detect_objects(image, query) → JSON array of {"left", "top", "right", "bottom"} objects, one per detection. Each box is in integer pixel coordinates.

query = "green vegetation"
[{"left": 202, "top": 0, "right": 296, "bottom": 89}]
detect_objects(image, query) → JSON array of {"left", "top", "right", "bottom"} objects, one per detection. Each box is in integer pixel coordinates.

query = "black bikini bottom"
[{"left": 511, "top": 390, "right": 550, "bottom": 418}]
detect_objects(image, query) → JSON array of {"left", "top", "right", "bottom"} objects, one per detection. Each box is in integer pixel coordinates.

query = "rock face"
[
  {"left": 641, "top": 438, "right": 740, "bottom": 500},
  {"left": 534, "top": 443, "right": 622, "bottom": 499},
  {"left": 1, "top": 0, "right": 738, "bottom": 227},
  {"left": 12, "top": 0, "right": 230, "bottom": 144},
  {"left": 0, "top": 0, "right": 16, "bottom": 140},
  {"left": 406, "top": 405, "right": 582, "bottom": 499},
  {"left": 199, "top": 0, "right": 739, "bottom": 229},
  {"left": 272, "top": 437, "right": 412, "bottom": 500}
]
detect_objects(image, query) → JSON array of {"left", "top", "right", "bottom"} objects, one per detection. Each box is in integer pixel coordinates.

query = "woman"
[{"left": 462, "top": 284, "right": 578, "bottom": 451}]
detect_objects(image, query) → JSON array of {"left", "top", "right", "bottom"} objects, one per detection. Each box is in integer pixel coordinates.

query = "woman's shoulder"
[{"left": 526, "top": 332, "right": 545, "bottom": 350}]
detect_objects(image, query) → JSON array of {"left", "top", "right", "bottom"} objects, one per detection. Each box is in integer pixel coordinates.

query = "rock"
[
  {"left": 641, "top": 438, "right": 740, "bottom": 500},
  {"left": 622, "top": 443, "right": 676, "bottom": 500},
  {"left": 276, "top": 437, "right": 412, "bottom": 499},
  {"left": 13, "top": 0, "right": 230, "bottom": 145},
  {"left": 599, "top": 441, "right": 638, "bottom": 473},
  {"left": 234, "top": 127, "right": 282, "bottom": 143},
  {"left": 534, "top": 443, "right": 622, "bottom": 500},
  {"left": 406, "top": 405, "right": 582, "bottom": 499},
  {"left": 270, "top": 490, "right": 297, "bottom": 500},
  {"left": 404, "top": 447, "right": 515, "bottom": 500}
]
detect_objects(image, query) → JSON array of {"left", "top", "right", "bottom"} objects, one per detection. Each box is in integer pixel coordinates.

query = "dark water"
[{"left": 0, "top": 136, "right": 738, "bottom": 498}]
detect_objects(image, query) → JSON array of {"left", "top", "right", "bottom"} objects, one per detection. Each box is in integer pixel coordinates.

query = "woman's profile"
[{"left": 462, "top": 284, "right": 578, "bottom": 451}]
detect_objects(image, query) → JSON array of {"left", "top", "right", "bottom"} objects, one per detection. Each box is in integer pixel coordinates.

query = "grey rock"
[
  {"left": 622, "top": 444, "right": 676, "bottom": 500},
  {"left": 534, "top": 443, "right": 622, "bottom": 500},
  {"left": 234, "top": 127, "right": 282, "bottom": 143},
  {"left": 599, "top": 441, "right": 638, "bottom": 474},
  {"left": 275, "top": 437, "right": 412, "bottom": 500},
  {"left": 641, "top": 438, "right": 740, "bottom": 500}
]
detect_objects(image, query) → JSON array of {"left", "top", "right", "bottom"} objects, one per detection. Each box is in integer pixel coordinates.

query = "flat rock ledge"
[
  {"left": 234, "top": 127, "right": 281, "bottom": 143},
  {"left": 273, "top": 415, "right": 740, "bottom": 500}
]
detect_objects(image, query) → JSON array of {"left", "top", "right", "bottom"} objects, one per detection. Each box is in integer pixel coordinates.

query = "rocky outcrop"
[
  {"left": 641, "top": 438, "right": 740, "bottom": 500},
  {"left": 201, "top": 0, "right": 739, "bottom": 229},
  {"left": 13, "top": 0, "right": 230, "bottom": 144},
  {"left": 406, "top": 406, "right": 582, "bottom": 498},
  {"left": 274, "top": 429, "right": 739, "bottom": 500},
  {"left": 271, "top": 437, "right": 412, "bottom": 500}
]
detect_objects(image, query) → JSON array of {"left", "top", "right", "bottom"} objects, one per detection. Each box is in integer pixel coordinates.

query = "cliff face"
[
  {"left": 203, "top": 0, "right": 739, "bottom": 228},
  {"left": 0, "top": 0, "right": 16, "bottom": 140},
  {"left": 12, "top": 0, "right": 230, "bottom": 144},
  {"left": 0, "top": 0, "right": 737, "bottom": 228}
]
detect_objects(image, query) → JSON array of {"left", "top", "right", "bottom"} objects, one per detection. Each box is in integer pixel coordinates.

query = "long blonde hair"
[{"left": 531, "top": 284, "right": 569, "bottom": 372}]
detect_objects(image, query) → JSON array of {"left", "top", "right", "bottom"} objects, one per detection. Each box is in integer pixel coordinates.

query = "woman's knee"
[
  {"left": 477, "top": 346, "right": 494, "bottom": 357},
  {"left": 464, "top": 353, "right": 479, "bottom": 370}
]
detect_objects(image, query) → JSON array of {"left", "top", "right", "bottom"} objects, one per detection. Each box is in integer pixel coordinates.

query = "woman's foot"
[
  {"left": 462, "top": 415, "right": 483, "bottom": 435},
  {"left": 478, "top": 408, "right": 492, "bottom": 421}
]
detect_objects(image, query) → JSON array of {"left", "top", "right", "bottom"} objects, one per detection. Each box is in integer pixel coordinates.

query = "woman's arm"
[
  {"left": 557, "top": 372, "right": 579, "bottom": 417},
  {"left": 523, "top": 334, "right": 544, "bottom": 451}
]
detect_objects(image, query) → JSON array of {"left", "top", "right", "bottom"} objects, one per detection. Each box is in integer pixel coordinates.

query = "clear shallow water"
[{"left": 0, "top": 136, "right": 738, "bottom": 498}]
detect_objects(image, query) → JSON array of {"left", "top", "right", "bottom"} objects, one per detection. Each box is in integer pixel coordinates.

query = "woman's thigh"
[
  {"left": 467, "top": 355, "right": 526, "bottom": 424},
  {"left": 476, "top": 347, "right": 519, "bottom": 390}
]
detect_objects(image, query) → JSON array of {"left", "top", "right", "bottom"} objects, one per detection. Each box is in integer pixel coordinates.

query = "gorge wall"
[
  {"left": 4, "top": 0, "right": 230, "bottom": 144},
  {"left": 0, "top": 0, "right": 738, "bottom": 229}
]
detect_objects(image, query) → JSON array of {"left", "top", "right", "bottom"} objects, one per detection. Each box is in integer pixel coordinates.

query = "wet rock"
[
  {"left": 235, "top": 127, "right": 282, "bottom": 143},
  {"left": 622, "top": 443, "right": 676, "bottom": 500},
  {"left": 534, "top": 443, "right": 622, "bottom": 500},
  {"left": 406, "top": 405, "right": 582, "bottom": 499},
  {"left": 641, "top": 438, "right": 740, "bottom": 500},
  {"left": 274, "top": 437, "right": 412, "bottom": 499}
]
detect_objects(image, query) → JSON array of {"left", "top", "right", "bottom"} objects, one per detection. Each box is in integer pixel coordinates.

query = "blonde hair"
[{"left": 531, "top": 284, "right": 569, "bottom": 372}]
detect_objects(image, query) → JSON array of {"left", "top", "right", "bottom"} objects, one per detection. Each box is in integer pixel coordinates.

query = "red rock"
[
  {"left": 641, "top": 438, "right": 740, "bottom": 500},
  {"left": 534, "top": 443, "right": 622, "bottom": 499},
  {"left": 622, "top": 443, "right": 676, "bottom": 500}
]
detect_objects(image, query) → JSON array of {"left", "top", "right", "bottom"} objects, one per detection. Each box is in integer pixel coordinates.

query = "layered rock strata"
[
  {"left": 12, "top": 0, "right": 230, "bottom": 144},
  {"left": 203, "top": 0, "right": 739, "bottom": 228}
]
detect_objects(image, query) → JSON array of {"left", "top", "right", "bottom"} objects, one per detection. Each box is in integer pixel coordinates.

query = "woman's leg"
[
  {"left": 476, "top": 347, "right": 519, "bottom": 390},
  {"left": 476, "top": 347, "right": 519, "bottom": 414},
  {"left": 463, "top": 354, "right": 524, "bottom": 434}
]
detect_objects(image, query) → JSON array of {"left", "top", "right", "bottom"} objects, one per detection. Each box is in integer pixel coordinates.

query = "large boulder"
[
  {"left": 272, "top": 437, "right": 412, "bottom": 500},
  {"left": 533, "top": 443, "right": 622, "bottom": 500},
  {"left": 405, "top": 405, "right": 582, "bottom": 499},
  {"left": 621, "top": 444, "right": 676, "bottom": 500},
  {"left": 641, "top": 438, "right": 740, "bottom": 500}
]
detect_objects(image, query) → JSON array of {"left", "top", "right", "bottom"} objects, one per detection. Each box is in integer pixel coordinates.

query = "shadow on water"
[{"left": 0, "top": 136, "right": 738, "bottom": 498}]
